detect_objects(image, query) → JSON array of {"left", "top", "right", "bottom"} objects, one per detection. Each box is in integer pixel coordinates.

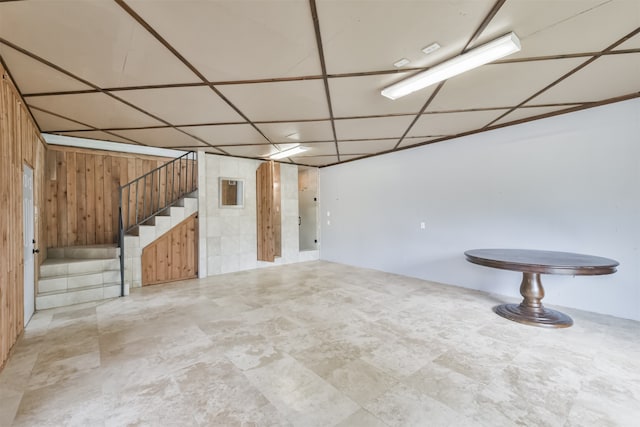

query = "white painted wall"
[
  {"left": 320, "top": 99, "right": 640, "bottom": 321},
  {"left": 198, "top": 153, "right": 317, "bottom": 277}
]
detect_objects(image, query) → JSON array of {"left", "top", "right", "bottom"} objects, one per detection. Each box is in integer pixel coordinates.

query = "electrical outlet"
[{"left": 420, "top": 222, "right": 426, "bottom": 230}]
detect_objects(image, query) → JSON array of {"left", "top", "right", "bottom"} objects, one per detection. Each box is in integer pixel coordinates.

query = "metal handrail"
[{"left": 118, "top": 151, "right": 197, "bottom": 296}]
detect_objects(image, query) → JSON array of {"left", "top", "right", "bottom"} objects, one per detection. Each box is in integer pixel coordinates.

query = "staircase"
[
  {"left": 36, "top": 244, "right": 122, "bottom": 309},
  {"left": 35, "top": 151, "right": 199, "bottom": 309}
]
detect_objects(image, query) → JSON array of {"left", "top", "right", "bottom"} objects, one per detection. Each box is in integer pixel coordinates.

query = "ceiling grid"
[{"left": 0, "top": 0, "right": 637, "bottom": 166}]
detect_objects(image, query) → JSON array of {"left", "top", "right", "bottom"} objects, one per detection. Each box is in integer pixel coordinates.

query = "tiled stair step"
[
  {"left": 48, "top": 244, "right": 119, "bottom": 259},
  {"left": 38, "top": 270, "right": 121, "bottom": 294},
  {"left": 36, "top": 282, "right": 123, "bottom": 310},
  {"left": 40, "top": 257, "right": 120, "bottom": 278}
]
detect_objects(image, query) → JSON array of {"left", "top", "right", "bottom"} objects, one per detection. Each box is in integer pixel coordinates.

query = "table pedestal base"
[
  {"left": 495, "top": 272, "right": 573, "bottom": 328},
  {"left": 494, "top": 304, "right": 573, "bottom": 328}
]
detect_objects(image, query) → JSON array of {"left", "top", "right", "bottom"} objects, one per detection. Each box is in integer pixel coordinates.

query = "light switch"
[
  {"left": 420, "top": 222, "right": 426, "bottom": 230},
  {"left": 327, "top": 211, "right": 331, "bottom": 217},
  {"left": 327, "top": 220, "right": 331, "bottom": 225}
]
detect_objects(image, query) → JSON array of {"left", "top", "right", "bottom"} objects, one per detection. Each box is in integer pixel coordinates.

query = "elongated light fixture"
[
  {"left": 269, "top": 144, "right": 309, "bottom": 160},
  {"left": 381, "top": 32, "right": 521, "bottom": 100}
]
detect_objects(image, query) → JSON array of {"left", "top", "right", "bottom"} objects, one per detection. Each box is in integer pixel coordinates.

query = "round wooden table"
[{"left": 464, "top": 249, "right": 619, "bottom": 328}]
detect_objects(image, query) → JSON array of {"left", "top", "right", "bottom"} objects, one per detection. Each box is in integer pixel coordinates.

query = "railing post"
[{"left": 118, "top": 188, "right": 125, "bottom": 297}]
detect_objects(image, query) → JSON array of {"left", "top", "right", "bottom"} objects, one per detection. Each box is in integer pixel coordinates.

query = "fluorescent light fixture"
[
  {"left": 382, "top": 32, "right": 521, "bottom": 100},
  {"left": 269, "top": 144, "right": 309, "bottom": 160}
]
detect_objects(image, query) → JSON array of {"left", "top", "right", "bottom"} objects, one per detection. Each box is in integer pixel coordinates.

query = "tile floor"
[{"left": 1, "top": 261, "right": 638, "bottom": 426}]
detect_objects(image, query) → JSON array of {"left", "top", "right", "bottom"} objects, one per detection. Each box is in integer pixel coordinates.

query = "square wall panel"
[
  {"left": 317, "top": 0, "right": 495, "bottom": 74},
  {"left": 256, "top": 120, "right": 334, "bottom": 143},
  {"left": 476, "top": 0, "right": 640, "bottom": 60},
  {"left": 126, "top": 0, "right": 321, "bottom": 81},
  {"left": 428, "top": 58, "right": 584, "bottom": 111},
  {"left": 0, "top": 45, "right": 92, "bottom": 95},
  {"left": 406, "top": 110, "right": 508, "bottom": 138},
  {"left": 334, "top": 115, "right": 414, "bottom": 140},
  {"left": 338, "top": 139, "right": 397, "bottom": 155},
  {"left": 27, "top": 92, "right": 163, "bottom": 129},
  {"left": 218, "top": 80, "right": 329, "bottom": 121},
  {"left": 114, "top": 128, "right": 207, "bottom": 148},
  {"left": 112, "top": 86, "right": 244, "bottom": 125},
  {"left": 0, "top": 1, "right": 198, "bottom": 87},
  {"left": 330, "top": 74, "right": 436, "bottom": 117},
  {"left": 178, "top": 124, "right": 267, "bottom": 146},
  {"left": 30, "top": 108, "right": 91, "bottom": 132},
  {"left": 529, "top": 53, "right": 640, "bottom": 105}
]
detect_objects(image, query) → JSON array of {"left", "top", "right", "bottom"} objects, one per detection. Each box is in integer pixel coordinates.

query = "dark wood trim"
[
  {"left": 0, "top": 37, "right": 226, "bottom": 152},
  {"left": 309, "top": 0, "right": 340, "bottom": 162},
  {"left": 485, "top": 27, "right": 640, "bottom": 128},
  {"left": 114, "top": 0, "right": 276, "bottom": 152},
  {"left": 29, "top": 105, "right": 145, "bottom": 146},
  {"left": 462, "top": 0, "right": 507, "bottom": 51},
  {"left": 17, "top": 49, "right": 640, "bottom": 98},
  {"left": 392, "top": 0, "right": 508, "bottom": 151},
  {"left": 323, "top": 91, "right": 640, "bottom": 168},
  {"left": 0, "top": 52, "right": 43, "bottom": 135}
]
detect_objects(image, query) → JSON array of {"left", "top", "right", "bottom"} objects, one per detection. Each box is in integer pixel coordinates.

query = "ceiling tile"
[
  {"left": 178, "top": 124, "right": 267, "bottom": 146},
  {"left": 530, "top": 53, "right": 640, "bottom": 105},
  {"left": 29, "top": 108, "right": 91, "bottom": 132},
  {"left": 218, "top": 80, "right": 329, "bottom": 121},
  {"left": 126, "top": 0, "right": 321, "bottom": 81},
  {"left": 112, "top": 86, "right": 244, "bottom": 125},
  {"left": 27, "top": 92, "right": 163, "bottom": 129},
  {"left": 256, "top": 121, "right": 333, "bottom": 143},
  {"left": 0, "top": 1, "right": 199, "bottom": 87},
  {"left": 317, "top": 0, "right": 495, "bottom": 74},
  {"left": 406, "top": 110, "right": 508, "bottom": 138},
  {"left": 297, "top": 142, "right": 336, "bottom": 157},
  {"left": 57, "top": 130, "right": 140, "bottom": 146},
  {"left": 330, "top": 74, "right": 436, "bottom": 117},
  {"left": 221, "top": 144, "right": 273, "bottom": 158},
  {"left": 0, "top": 45, "right": 92, "bottom": 94},
  {"left": 294, "top": 155, "right": 339, "bottom": 167},
  {"left": 112, "top": 128, "right": 206, "bottom": 148},
  {"left": 492, "top": 105, "right": 581, "bottom": 127},
  {"left": 334, "top": 116, "right": 413, "bottom": 140},
  {"left": 427, "top": 58, "right": 584, "bottom": 111},
  {"left": 476, "top": 0, "right": 639, "bottom": 59},
  {"left": 338, "top": 139, "right": 397, "bottom": 155}
]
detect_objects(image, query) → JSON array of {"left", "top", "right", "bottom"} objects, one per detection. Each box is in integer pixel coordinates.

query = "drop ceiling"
[{"left": 0, "top": 0, "right": 638, "bottom": 167}]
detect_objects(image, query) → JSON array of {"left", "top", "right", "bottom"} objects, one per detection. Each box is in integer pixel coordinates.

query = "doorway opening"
[
  {"left": 23, "top": 164, "right": 35, "bottom": 326},
  {"left": 298, "top": 167, "right": 318, "bottom": 251}
]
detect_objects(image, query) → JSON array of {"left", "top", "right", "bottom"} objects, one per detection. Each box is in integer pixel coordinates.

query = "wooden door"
[{"left": 141, "top": 213, "right": 198, "bottom": 286}]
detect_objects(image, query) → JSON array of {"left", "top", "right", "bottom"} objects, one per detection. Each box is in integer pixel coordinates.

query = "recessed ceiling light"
[
  {"left": 421, "top": 42, "right": 441, "bottom": 55},
  {"left": 393, "top": 58, "right": 410, "bottom": 68},
  {"left": 286, "top": 132, "right": 300, "bottom": 140}
]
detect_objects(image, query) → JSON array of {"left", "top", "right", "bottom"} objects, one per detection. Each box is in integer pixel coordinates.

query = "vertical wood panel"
[
  {"left": 256, "top": 161, "right": 281, "bottom": 262},
  {"left": 141, "top": 213, "right": 198, "bottom": 286},
  {"left": 44, "top": 147, "right": 177, "bottom": 247},
  {"left": 1, "top": 66, "right": 47, "bottom": 369}
]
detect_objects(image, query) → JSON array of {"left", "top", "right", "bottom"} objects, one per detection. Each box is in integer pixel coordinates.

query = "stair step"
[
  {"left": 40, "top": 258, "right": 120, "bottom": 278},
  {"left": 36, "top": 282, "right": 125, "bottom": 310},
  {"left": 48, "top": 244, "right": 119, "bottom": 259},
  {"left": 38, "top": 270, "right": 120, "bottom": 293}
]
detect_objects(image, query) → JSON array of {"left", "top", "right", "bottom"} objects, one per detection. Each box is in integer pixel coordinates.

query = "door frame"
[{"left": 23, "top": 163, "right": 36, "bottom": 326}]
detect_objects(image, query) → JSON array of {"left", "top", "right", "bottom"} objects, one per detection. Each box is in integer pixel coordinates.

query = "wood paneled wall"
[
  {"left": 256, "top": 161, "right": 281, "bottom": 262},
  {"left": 1, "top": 66, "right": 47, "bottom": 369},
  {"left": 141, "top": 213, "right": 198, "bottom": 286},
  {"left": 45, "top": 147, "right": 194, "bottom": 247}
]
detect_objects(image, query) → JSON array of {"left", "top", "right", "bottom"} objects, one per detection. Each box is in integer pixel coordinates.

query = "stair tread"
[
  {"left": 42, "top": 257, "right": 116, "bottom": 265},
  {"left": 39, "top": 269, "right": 120, "bottom": 281}
]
